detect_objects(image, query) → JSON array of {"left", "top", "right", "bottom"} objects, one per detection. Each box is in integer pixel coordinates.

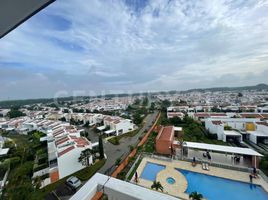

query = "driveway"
[{"left": 98, "top": 111, "right": 159, "bottom": 174}]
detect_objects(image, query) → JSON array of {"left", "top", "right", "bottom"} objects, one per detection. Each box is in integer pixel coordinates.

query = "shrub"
[
  {"left": 8, "top": 157, "right": 21, "bottom": 169},
  {"left": 33, "top": 163, "right": 48, "bottom": 172}
]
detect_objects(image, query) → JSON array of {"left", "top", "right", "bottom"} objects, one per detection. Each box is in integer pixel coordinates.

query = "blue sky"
[{"left": 1, "top": 0, "right": 268, "bottom": 100}]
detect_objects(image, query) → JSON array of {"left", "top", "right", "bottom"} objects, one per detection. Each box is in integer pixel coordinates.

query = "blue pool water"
[
  {"left": 166, "top": 177, "right": 176, "bottom": 184},
  {"left": 140, "top": 162, "right": 165, "bottom": 181},
  {"left": 178, "top": 169, "right": 268, "bottom": 200}
]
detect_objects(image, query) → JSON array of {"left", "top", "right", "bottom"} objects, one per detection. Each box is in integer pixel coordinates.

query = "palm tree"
[
  {"left": 151, "top": 181, "right": 163, "bottom": 192},
  {"left": 78, "top": 148, "right": 92, "bottom": 166},
  {"left": 189, "top": 191, "right": 203, "bottom": 200}
]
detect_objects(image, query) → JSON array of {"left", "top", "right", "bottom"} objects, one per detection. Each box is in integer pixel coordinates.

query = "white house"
[
  {"left": 56, "top": 135, "right": 92, "bottom": 179},
  {"left": 205, "top": 117, "right": 264, "bottom": 143},
  {"left": 167, "top": 112, "right": 184, "bottom": 120},
  {"left": 247, "top": 122, "right": 268, "bottom": 144},
  {"left": 103, "top": 116, "right": 135, "bottom": 136}
]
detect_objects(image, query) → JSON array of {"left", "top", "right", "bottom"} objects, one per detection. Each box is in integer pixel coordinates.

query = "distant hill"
[
  {"left": 0, "top": 84, "right": 267, "bottom": 108},
  {"left": 182, "top": 83, "right": 268, "bottom": 93}
]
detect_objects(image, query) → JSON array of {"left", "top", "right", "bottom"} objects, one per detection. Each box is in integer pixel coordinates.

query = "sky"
[{"left": 1, "top": 0, "right": 268, "bottom": 100}]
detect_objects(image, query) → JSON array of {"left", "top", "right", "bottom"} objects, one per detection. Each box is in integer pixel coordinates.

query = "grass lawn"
[{"left": 108, "top": 128, "right": 141, "bottom": 145}]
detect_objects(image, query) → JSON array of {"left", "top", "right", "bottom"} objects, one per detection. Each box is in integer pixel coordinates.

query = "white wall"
[
  {"left": 57, "top": 148, "right": 92, "bottom": 179},
  {"left": 115, "top": 120, "right": 134, "bottom": 135}
]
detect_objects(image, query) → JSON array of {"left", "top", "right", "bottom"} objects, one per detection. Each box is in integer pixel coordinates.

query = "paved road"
[{"left": 98, "top": 111, "right": 159, "bottom": 174}]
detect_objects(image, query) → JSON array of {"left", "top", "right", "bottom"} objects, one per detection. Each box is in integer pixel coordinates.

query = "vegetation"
[
  {"left": 260, "top": 154, "right": 268, "bottom": 176},
  {"left": 1, "top": 132, "right": 49, "bottom": 200},
  {"left": 189, "top": 191, "right": 203, "bottom": 200},
  {"left": 151, "top": 181, "right": 163, "bottom": 192},
  {"left": 127, "top": 157, "right": 142, "bottom": 180},
  {"left": 41, "top": 159, "right": 105, "bottom": 197},
  {"left": 99, "top": 135, "right": 105, "bottom": 159},
  {"left": 78, "top": 149, "right": 93, "bottom": 166},
  {"left": 158, "top": 113, "right": 228, "bottom": 145},
  {"left": 115, "top": 158, "right": 121, "bottom": 166},
  {"left": 142, "top": 131, "right": 158, "bottom": 153},
  {"left": 224, "top": 125, "right": 232, "bottom": 130},
  {"left": 6, "top": 108, "right": 26, "bottom": 118},
  {"left": 108, "top": 129, "right": 140, "bottom": 145},
  {"left": 109, "top": 136, "right": 120, "bottom": 145},
  {"left": 142, "top": 97, "right": 149, "bottom": 106}
]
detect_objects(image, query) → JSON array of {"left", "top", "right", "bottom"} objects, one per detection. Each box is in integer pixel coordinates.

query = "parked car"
[{"left": 66, "top": 176, "right": 81, "bottom": 190}]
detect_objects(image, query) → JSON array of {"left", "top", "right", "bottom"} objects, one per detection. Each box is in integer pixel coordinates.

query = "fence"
[
  {"left": 124, "top": 154, "right": 141, "bottom": 181},
  {"left": 111, "top": 112, "right": 161, "bottom": 178}
]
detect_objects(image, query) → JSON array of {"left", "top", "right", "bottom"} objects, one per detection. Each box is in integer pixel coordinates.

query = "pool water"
[
  {"left": 178, "top": 169, "right": 268, "bottom": 200},
  {"left": 166, "top": 177, "right": 176, "bottom": 184},
  {"left": 140, "top": 162, "right": 165, "bottom": 181}
]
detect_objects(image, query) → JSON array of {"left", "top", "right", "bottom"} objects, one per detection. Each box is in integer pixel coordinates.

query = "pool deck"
[{"left": 133, "top": 157, "right": 268, "bottom": 199}]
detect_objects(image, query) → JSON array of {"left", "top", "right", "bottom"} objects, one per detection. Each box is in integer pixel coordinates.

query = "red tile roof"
[
  {"left": 194, "top": 113, "right": 210, "bottom": 117},
  {"left": 55, "top": 136, "right": 70, "bottom": 146},
  {"left": 58, "top": 146, "right": 75, "bottom": 157},
  {"left": 212, "top": 121, "right": 223, "bottom": 125},
  {"left": 261, "top": 114, "right": 268, "bottom": 118},
  {"left": 240, "top": 113, "right": 262, "bottom": 118},
  {"left": 210, "top": 113, "right": 227, "bottom": 117},
  {"left": 157, "top": 126, "right": 174, "bottom": 141},
  {"left": 73, "top": 137, "right": 90, "bottom": 147}
]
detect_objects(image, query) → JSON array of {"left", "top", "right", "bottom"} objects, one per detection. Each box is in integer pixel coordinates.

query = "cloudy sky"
[{"left": 1, "top": 0, "right": 268, "bottom": 100}]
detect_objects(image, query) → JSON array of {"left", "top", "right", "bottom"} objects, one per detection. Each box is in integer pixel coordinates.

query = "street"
[{"left": 99, "top": 111, "right": 159, "bottom": 174}]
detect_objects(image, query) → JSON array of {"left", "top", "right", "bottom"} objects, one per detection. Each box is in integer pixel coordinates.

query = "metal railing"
[{"left": 125, "top": 154, "right": 141, "bottom": 181}]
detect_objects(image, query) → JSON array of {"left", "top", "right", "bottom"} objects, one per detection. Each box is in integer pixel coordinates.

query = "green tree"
[
  {"left": 133, "top": 113, "right": 143, "bottom": 125},
  {"left": 142, "top": 97, "right": 149, "bottom": 106},
  {"left": 115, "top": 158, "right": 121, "bottom": 166},
  {"left": 99, "top": 135, "right": 105, "bottom": 159},
  {"left": 260, "top": 154, "right": 268, "bottom": 175},
  {"left": 78, "top": 149, "right": 93, "bottom": 166},
  {"left": 7, "top": 109, "right": 26, "bottom": 118},
  {"left": 189, "top": 191, "right": 203, "bottom": 200},
  {"left": 128, "top": 145, "right": 134, "bottom": 152},
  {"left": 151, "top": 181, "right": 164, "bottom": 192},
  {"left": 150, "top": 102, "right": 155, "bottom": 111}
]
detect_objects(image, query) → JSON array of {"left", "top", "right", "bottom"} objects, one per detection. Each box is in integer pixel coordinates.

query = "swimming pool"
[
  {"left": 166, "top": 177, "right": 176, "bottom": 184},
  {"left": 140, "top": 162, "right": 165, "bottom": 181},
  {"left": 178, "top": 169, "right": 268, "bottom": 200}
]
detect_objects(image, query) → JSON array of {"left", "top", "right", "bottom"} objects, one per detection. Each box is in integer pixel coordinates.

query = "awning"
[
  {"left": 223, "top": 130, "right": 242, "bottom": 136},
  {"left": 184, "top": 141, "right": 262, "bottom": 157},
  {"left": 105, "top": 130, "right": 116, "bottom": 135},
  {"left": 247, "top": 131, "right": 268, "bottom": 137},
  {"left": 0, "top": 148, "right": 9, "bottom": 156},
  {"left": 97, "top": 125, "right": 106, "bottom": 131},
  {"left": 174, "top": 127, "right": 182, "bottom": 131}
]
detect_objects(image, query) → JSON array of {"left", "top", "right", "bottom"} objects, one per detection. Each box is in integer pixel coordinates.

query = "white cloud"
[{"left": 0, "top": 0, "right": 268, "bottom": 99}]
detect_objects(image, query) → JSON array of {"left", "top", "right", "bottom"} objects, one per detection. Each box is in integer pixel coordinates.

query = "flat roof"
[
  {"left": 174, "top": 127, "right": 182, "bottom": 131},
  {"left": 247, "top": 131, "right": 268, "bottom": 137},
  {"left": 223, "top": 130, "right": 242, "bottom": 136},
  {"left": 184, "top": 141, "right": 262, "bottom": 157},
  {"left": 0, "top": 148, "right": 9, "bottom": 155},
  {"left": 105, "top": 130, "right": 116, "bottom": 134},
  {"left": 97, "top": 125, "right": 106, "bottom": 131},
  {"left": 70, "top": 173, "right": 179, "bottom": 200}
]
